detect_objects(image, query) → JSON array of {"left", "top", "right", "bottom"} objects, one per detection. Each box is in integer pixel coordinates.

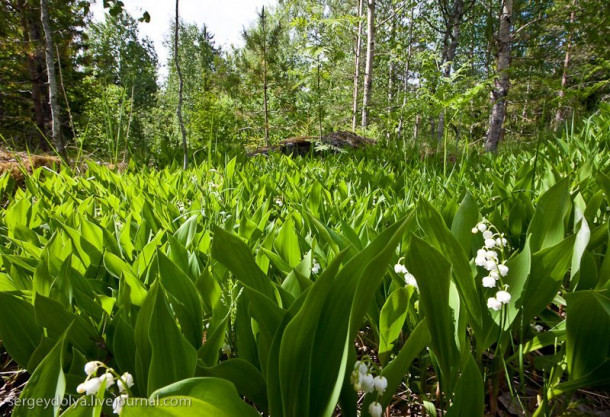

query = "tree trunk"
[
  {"left": 262, "top": 8, "right": 270, "bottom": 147},
  {"left": 437, "top": 0, "right": 465, "bottom": 143},
  {"left": 397, "top": 6, "right": 415, "bottom": 141},
  {"left": 386, "top": 21, "right": 395, "bottom": 140},
  {"left": 361, "top": 0, "right": 376, "bottom": 128},
  {"left": 174, "top": 0, "right": 188, "bottom": 169},
  {"left": 485, "top": 0, "right": 513, "bottom": 152},
  {"left": 19, "top": 1, "right": 48, "bottom": 150},
  {"left": 352, "top": 0, "right": 364, "bottom": 130},
  {"left": 40, "top": 0, "right": 66, "bottom": 160},
  {"left": 554, "top": 0, "right": 576, "bottom": 127}
]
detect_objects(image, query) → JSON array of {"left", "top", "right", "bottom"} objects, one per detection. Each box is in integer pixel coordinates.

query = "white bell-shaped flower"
[
  {"left": 113, "top": 394, "right": 129, "bottom": 414},
  {"left": 482, "top": 276, "right": 496, "bottom": 288},
  {"left": 487, "top": 297, "right": 502, "bottom": 311},
  {"left": 373, "top": 376, "right": 387, "bottom": 394},
  {"left": 369, "top": 401, "right": 383, "bottom": 417},
  {"left": 360, "top": 373, "right": 375, "bottom": 393},
  {"left": 496, "top": 290, "right": 511, "bottom": 304}
]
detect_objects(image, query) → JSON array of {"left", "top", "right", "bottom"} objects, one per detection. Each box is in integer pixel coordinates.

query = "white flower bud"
[
  {"left": 482, "top": 230, "right": 493, "bottom": 239},
  {"left": 117, "top": 373, "right": 134, "bottom": 393},
  {"left": 496, "top": 290, "right": 511, "bottom": 304},
  {"left": 497, "top": 264, "right": 509, "bottom": 277},
  {"left": 357, "top": 362, "right": 368, "bottom": 375},
  {"left": 102, "top": 372, "right": 115, "bottom": 389},
  {"left": 487, "top": 297, "right": 503, "bottom": 311},
  {"left": 394, "top": 264, "right": 407, "bottom": 274},
  {"left": 484, "top": 238, "right": 497, "bottom": 249},
  {"left": 477, "top": 223, "right": 488, "bottom": 232},
  {"left": 76, "top": 383, "right": 86, "bottom": 394},
  {"left": 221, "top": 343, "right": 231, "bottom": 356},
  {"left": 485, "top": 259, "right": 497, "bottom": 271},
  {"left": 113, "top": 394, "right": 129, "bottom": 414},
  {"left": 477, "top": 249, "right": 487, "bottom": 257},
  {"left": 374, "top": 376, "right": 388, "bottom": 394},
  {"left": 404, "top": 273, "right": 418, "bottom": 290},
  {"left": 84, "top": 361, "right": 99, "bottom": 376},
  {"left": 312, "top": 261, "right": 320, "bottom": 274},
  {"left": 360, "top": 373, "right": 375, "bottom": 393},
  {"left": 489, "top": 270, "right": 500, "bottom": 280},
  {"left": 475, "top": 256, "right": 486, "bottom": 266},
  {"left": 471, "top": 227, "right": 479, "bottom": 234},
  {"left": 482, "top": 276, "right": 496, "bottom": 288},
  {"left": 369, "top": 401, "right": 383, "bottom": 417},
  {"left": 84, "top": 377, "right": 102, "bottom": 395},
  {"left": 486, "top": 250, "right": 498, "bottom": 259}
]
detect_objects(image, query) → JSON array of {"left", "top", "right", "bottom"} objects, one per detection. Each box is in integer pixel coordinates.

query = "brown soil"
[{"left": 0, "top": 149, "right": 62, "bottom": 185}]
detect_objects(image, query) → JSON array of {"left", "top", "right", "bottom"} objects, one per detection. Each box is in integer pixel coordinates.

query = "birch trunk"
[
  {"left": 40, "top": 0, "right": 66, "bottom": 160},
  {"left": 485, "top": 0, "right": 513, "bottom": 152},
  {"left": 262, "top": 8, "right": 270, "bottom": 147},
  {"left": 361, "top": 0, "right": 375, "bottom": 128},
  {"left": 554, "top": 0, "right": 576, "bottom": 127},
  {"left": 175, "top": 0, "right": 188, "bottom": 169},
  {"left": 352, "top": 0, "right": 364, "bottom": 130}
]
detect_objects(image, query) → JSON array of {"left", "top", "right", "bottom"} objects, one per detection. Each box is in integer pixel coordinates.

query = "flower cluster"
[
  {"left": 472, "top": 220, "right": 512, "bottom": 311},
  {"left": 350, "top": 359, "right": 387, "bottom": 417},
  {"left": 394, "top": 262, "right": 418, "bottom": 290},
  {"left": 76, "top": 361, "right": 134, "bottom": 414},
  {"left": 275, "top": 197, "right": 284, "bottom": 207},
  {"left": 312, "top": 259, "right": 320, "bottom": 274}
]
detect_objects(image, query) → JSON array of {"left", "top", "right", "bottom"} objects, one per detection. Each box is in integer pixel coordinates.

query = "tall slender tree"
[
  {"left": 352, "top": 0, "right": 364, "bottom": 130},
  {"left": 40, "top": 0, "right": 66, "bottom": 160},
  {"left": 175, "top": 0, "right": 188, "bottom": 169},
  {"left": 436, "top": 0, "right": 467, "bottom": 142},
  {"left": 554, "top": 0, "right": 576, "bottom": 127},
  {"left": 485, "top": 0, "right": 513, "bottom": 152},
  {"left": 361, "top": 0, "right": 376, "bottom": 128}
]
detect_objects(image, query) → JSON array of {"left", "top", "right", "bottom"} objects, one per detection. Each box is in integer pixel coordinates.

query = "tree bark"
[
  {"left": 40, "top": 0, "right": 66, "bottom": 160},
  {"left": 352, "top": 0, "right": 364, "bottom": 130},
  {"left": 386, "top": 21, "right": 395, "bottom": 140},
  {"left": 19, "top": 0, "right": 48, "bottom": 150},
  {"left": 437, "top": 0, "right": 465, "bottom": 143},
  {"left": 261, "top": 7, "right": 270, "bottom": 147},
  {"left": 554, "top": 0, "right": 576, "bottom": 127},
  {"left": 174, "top": 0, "right": 188, "bottom": 169},
  {"left": 397, "top": 6, "right": 415, "bottom": 141},
  {"left": 361, "top": 0, "right": 376, "bottom": 128},
  {"left": 485, "top": 0, "right": 513, "bottom": 152}
]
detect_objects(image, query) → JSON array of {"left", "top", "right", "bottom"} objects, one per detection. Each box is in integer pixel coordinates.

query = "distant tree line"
[{"left": 0, "top": 0, "right": 608, "bottom": 164}]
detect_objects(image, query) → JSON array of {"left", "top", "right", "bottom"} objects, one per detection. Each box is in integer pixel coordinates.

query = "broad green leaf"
[{"left": 378, "top": 287, "right": 411, "bottom": 364}]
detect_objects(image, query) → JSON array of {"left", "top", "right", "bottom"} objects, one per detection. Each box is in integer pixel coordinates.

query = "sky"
[{"left": 91, "top": 0, "right": 277, "bottom": 79}]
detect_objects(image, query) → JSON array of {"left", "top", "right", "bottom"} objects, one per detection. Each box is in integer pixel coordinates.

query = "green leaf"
[
  {"left": 0, "top": 292, "right": 43, "bottom": 370},
  {"left": 211, "top": 226, "right": 275, "bottom": 300},
  {"left": 417, "top": 199, "right": 482, "bottom": 335},
  {"left": 405, "top": 236, "right": 459, "bottom": 388},
  {"left": 445, "top": 355, "right": 484, "bottom": 417},
  {"left": 13, "top": 330, "right": 67, "bottom": 417},
  {"left": 527, "top": 178, "right": 570, "bottom": 252},
  {"left": 565, "top": 290, "right": 610, "bottom": 380},
  {"left": 146, "top": 282, "right": 198, "bottom": 395},
  {"left": 378, "top": 287, "right": 411, "bottom": 364},
  {"left": 196, "top": 359, "right": 268, "bottom": 411},
  {"left": 124, "top": 377, "right": 259, "bottom": 417}
]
